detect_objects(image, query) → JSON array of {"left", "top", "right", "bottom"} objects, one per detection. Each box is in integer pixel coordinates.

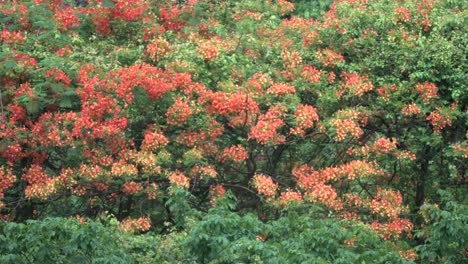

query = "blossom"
[
  {"left": 267, "top": 83, "right": 296, "bottom": 96},
  {"left": 169, "top": 170, "right": 190, "bottom": 189},
  {"left": 252, "top": 174, "right": 278, "bottom": 198},
  {"left": 166, "top": 98, "right": 192, "bottom": 125},
  {"left": 120, "top": 217, "right": 151, "bottom": 233},
  {"left": 222, "top": 144, "right": 249, "bottom": 162},
  {"left": 278, "top": 189, "right": 303, "bottom": 206}
]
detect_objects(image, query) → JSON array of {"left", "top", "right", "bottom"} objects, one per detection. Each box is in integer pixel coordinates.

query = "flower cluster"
[
  {"left": 394, "top": 7, "right": 411, "bottom": 23},
  {"left": 291, "top": 104, "right": 319, "bottom": 135},
  {"left": 301, "top": 65, "right": 322, "bottom": 84},
  {"left": 166, "top": 98, "right": 192, "bottom": 125},
  {"left": 169, "top": 170, "right": 190, "bottom": 189},
  {"left": 401, "top": 103, "right": 422, "bottom": 116},
  {"left": 415, "top": 81, "right": 438, "bottom": 104},
  {"left": 452, "top": 143, "right": 468, "bottom": 159},
  {"left": 203, "top": 91, "right": 259, "bottom": 117},
  {"left": 330, "top": 118, "right": 363, "bottom": 141},
  {"left": 278, "top": 189, "right": 303, "bottom": 206},
  {"left": 45, "top": 68, "right": 72, "bottom": 87},
  {"left": 0, "top": 30, "right": 24, "bottom": 45},
  {"left": 316, "top": 48, "right": 344, "bottom": 68},
  {"left": 209, "top": 184, "right": 226, "bottom": 206},
  {"left": 111, "top": 160, "right": 138, "bottom": 177},
  {"left": 249, "top": 105, "right": 287, "bottom": 144},
  {"left": 141, "top": 129, "right": 169, "bottom": 151},
  {"left": 281, "top": 50, "right": 302, "bottom": 70},
  {"left": 267, "top": 83, "right": 296, "bottom": 96},
  {"left": 146, "top": 37, "right": 170, "bottom": 61},
  {"left": 145, "top": 183, "right": 159, "bottom": 200},
  {"left": 276, "top": 0, "right": 295, "bottom": 16},
  {"left": 252, "top": 174, "right": 278, "bottom": 198},
  {"left": 54, "top": 7, "right": 80, "bottom": 31},
  {"left": 123, "top": 181, "right": 143, "bottom": 195},
  {"left": 24, "top": 178, "right": 62, "bottom": 200},
  {"left": 305, "top": 184, "right": 342, "bottom": 210},
  {"left": 370, "top": 217, "right": 413, "bottom": 240},
  {"left": 339, "top": 72, "right": 374, "bottom": 97},
  {"left": 0, "top": 167, "right": 15, "bottom": 208},
  {"left": 190, "top": 165, "right": 217, "bottom": 179},
  {"left": 222, "top": 144, "right": 249, "bottom": 162},
  {"left": 112, "top": 0, "right": 149, "bottom": 22},
  {"left": 427, "top": 109, "right": 451, "bottom": 132},
  {"left": 198, "top": 42, "right": 219, "bottom": 61},
  {"left": 368, "top": 188, "right": 405, "bottom": 219},
  {"left": 120, "top": 217, "right": 151, "bottom": 233}
]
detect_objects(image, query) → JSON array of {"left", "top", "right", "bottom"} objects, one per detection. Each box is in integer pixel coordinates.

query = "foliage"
[
  {"left": 415, "top": 191, "right": 468, "bottom": 263},
  {"left": 0, "top": 216, "right": 159, "bottom": 263}
]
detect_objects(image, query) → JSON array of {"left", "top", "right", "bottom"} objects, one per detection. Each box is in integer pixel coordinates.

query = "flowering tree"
[{"left": 0, "top": 0, "right": 466, "bottom": 261}]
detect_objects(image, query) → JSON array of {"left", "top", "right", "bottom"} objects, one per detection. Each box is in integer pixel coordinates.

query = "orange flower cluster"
[
  {"left": 372, "top": 138, "right": 397, "bottom": 154},
  {"left": 0, "top": 29, "right": 24, "bottom": 45},
  {"left": 203, "top": 91, "right": 259, "bottom": 117},
  {"left": 79, "top": 164, "right": 102, "bottom": 180},
  {"left": 146, "top": 37, "right": 170, "bottom": 61},
  {"left": 356, "top": 137, "right": 398, "bottom": 157},
  {"left": 145, "top": 183, "right": 159, "bottom": 200},
  {"left": 293, "top": 160, "right": 380, "bottom": 189},
  {"left": 245, "top": 73, "right": 272, "bottom": 96},
  {"left": 301, "top": 65, "right": 322, "bottom": 84},
  {"left": 249, "top": 105, "right": 287, "bottom": 144},
  {"left": 399, "top": 249, "right": 418, "bottom": 261},
  {"left": 281, "top": 50, "right": 302, "bottom": 70},
  {"left": 190, "top": 164, "right": 217, "bottom": 179},
  {"left": 209, "top": 184, "right": 226, "bottom": 206},
  {"left": 112, "top": 0, "right": 149, "bottom": 22},
  {"left": 368, "top": 188, "right": 404, "bottom": 219},
  {"left": 169, "top": 170, "right": 190, "bottom": 189},
  {"left": 415, "top": 81, "right": 438, "bottom": 104},
  {"left": 396, "top": 150, "right": 417, "bottom": 161},
  {"left": 427, "top": 109, "right": 451, "bottom": 132},
  {"left": 370, "top": 217, "right": 413, "bottom": 240},
  {"left": 394, "top": 7, "right": 411, "bottom": 23},
  {"left": 56, "top": 45, "right": 72, "bottom": 57},
  {"left": 198, "top": 42, "right": 219, "bottom": 61},
  {"left": 401, "top": 103, "right": 422, "bottom": 116},
  {"left": 166, "top": 98, "right": 192, "bottom": 125},
  {"left": 222, "top": 144, "right": 249, "bottom": 162},
  {"left": 267, "top": 83, "right": 296, "bottom": 96},
  {"left": 339, "top": 160, "right": 381, "bottom": 180},
  {"left": 141, "top": 129, "right": 169, "bottom": 151},
  {"left": 111, "top": 160, "right": 138, "bottom": 177},
  {"left": 0, "top": 167, "right": 15, "bottom": 208},
  {"left": 276, "top": 0, "right": 295, "bottom": 16},
  {"left": 54, "top": 7, "right": 80, "bottom": 31},
  {"left": 120, "top": 217, "right": 151, "bottom": 233},
  {"left": 316, "top": 48, "right": 344, "bottom": 68},
  {"left": 25, "top": 178, "right": 62, "bottom": 200},
  {"left": 176, "top": 130, "right": 206, "bottom": 147},
  {"left": 278, "top": 189, "right": 303, "bottom": 206},
  {"left": 330, "top": 118, "right": 363, "bottom": 141},
  {"left": 376, "top": 85, "right": 397, "bottom": 101},
  {"left": 45, "top": 67, "right": 72, "bottom": 87},
  {"left": 291, "top": 104, "right": 319, "bottom": 136},
  {"left": 123, "top": 181, "right": 143, "bottom": 195},
  {"left": 340, "top": 72, "right": 374, "bottom": 97},
  {"left": 453, "top": 143, "right": 468, "bottom": 159},
  {"left": 252, "top": 174, "right": 278, "bottom": 198},
  {"left": 305, "top": 184, "right": 342, "bottom": 210}
]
